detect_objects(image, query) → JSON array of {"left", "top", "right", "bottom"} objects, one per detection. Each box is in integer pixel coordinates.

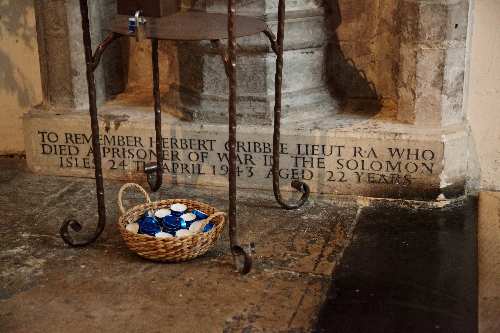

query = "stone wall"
[
  {"left": 397, "top": 0, "right": 469, "bottom": 126},
  {"left": 29, "top": 0, "right": 473, "bottom": 127},
  {"left": 35, "top": 0, "right": 124, "bottom": 110},
  {"left": 326, "top": 0, "right": 400, "bottom": 105},
  {"left": 0, "top": 0, "right": 42, "bottom": 154},
  {"left": 18, "top": 0, "right": 486, "bottom": 198}
]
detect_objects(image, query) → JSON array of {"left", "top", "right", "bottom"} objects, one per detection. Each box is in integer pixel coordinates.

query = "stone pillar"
[
  {"left": 162, "top": 0, "right": 336, "bottom": 124},
  {"left": 35, "top": 0, "right": 74, "bottom": 109},
  {"left": 397, "top": 0, "right": 470, "bottom": 127},
  {"left": 34, "top": 0, "right": 123, "bottom": 111}
]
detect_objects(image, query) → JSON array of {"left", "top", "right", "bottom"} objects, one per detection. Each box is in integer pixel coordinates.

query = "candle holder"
[{"left": 59, "top": 0, "right": 311, "bottom": 274}]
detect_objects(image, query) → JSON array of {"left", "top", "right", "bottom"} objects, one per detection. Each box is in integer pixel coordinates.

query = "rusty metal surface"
[
  {"left": 90, "top": 32, "right": 121, "bottom": 71},
  {"left": 209, "top": 38, "right": 253, "bottom": 273},
  {"left": 266, "top": 0, "right": 310, "bottom": 210},
  {"left": 60, "top": 0, "right": 119, "bottom": 247},
  {"left": 144, "top": 38, "right": 164, "bottom": 192},
  {"left": 225, "top": 0, "right": 253, "bottom": 275},
  {"left": 110, "top": 12, "right": 267, "bottom": 41}
]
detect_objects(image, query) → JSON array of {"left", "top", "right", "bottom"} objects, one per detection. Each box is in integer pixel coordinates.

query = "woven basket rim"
[{"left": 116, "top": 183, "right": 226, "bottom": 262}]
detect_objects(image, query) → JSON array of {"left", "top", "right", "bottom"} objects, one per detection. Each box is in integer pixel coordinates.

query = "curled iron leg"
[
  {"left": 61, "top": 0, "right": 120, "bottom": 246},
  {"left": 226, "top": 2, "right": 253, "bottom": 274},
  {"left": 210, "top": 39, "right": 252, "bottom": 273},
  {"left": 263, "top": 3, "right": 310, "bottom": 210},
  {"left": 144, "top": 38, "right": 164, "bottom": 192}
]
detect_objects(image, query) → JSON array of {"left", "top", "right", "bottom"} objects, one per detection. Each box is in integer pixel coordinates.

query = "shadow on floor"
[{"left": 315, "top": 199, "right": 478, "bottom": 333}]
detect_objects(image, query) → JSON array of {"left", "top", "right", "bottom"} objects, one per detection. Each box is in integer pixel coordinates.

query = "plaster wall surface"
[
  {"left": 0, "top": 0, "right": 42, "bottom": 154},
  {"left": 468, "top": 0, "right": 500, "bottom": 191}
]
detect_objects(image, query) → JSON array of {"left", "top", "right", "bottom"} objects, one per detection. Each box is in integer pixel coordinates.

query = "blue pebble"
[
  {"left": 163, "top": 215, "right": 178, "bottom": 228},
  {"left": 203, "top": 223, "right": 214, "bottom": 233},
  {"left": 192, "top": 209, "right": 209, "bottom": 221},
  {"left": 178, "top": 218, "right": 187, "bottom": 229},
  {"left": 138, "top": 214, "right": 161, "bottom": 236},
  {"left": 162, "top": 215, "right": 187, "bottom": 233}
]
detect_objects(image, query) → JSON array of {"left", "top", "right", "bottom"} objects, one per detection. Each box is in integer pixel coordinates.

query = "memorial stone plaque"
[{"left": 23, "top": 111, "right": 445, "bottom": 200}]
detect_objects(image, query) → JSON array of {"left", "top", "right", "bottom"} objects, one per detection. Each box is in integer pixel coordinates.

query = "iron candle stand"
[{"left": 60, "top": 0, "right": 310, "bottom": 274}]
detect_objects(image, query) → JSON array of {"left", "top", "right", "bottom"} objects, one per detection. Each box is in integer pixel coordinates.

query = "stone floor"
[
  {"left": 0, "top": 157, "right": 361, "bottom": 332},
  {"left": 0, "top": 157, "right": 495, "bottom": 332},
  {"left": 315, "top": 198, "right": 478, "bottom": 333}
]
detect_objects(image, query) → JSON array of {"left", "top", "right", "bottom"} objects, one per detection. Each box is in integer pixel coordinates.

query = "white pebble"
[
  {"left": 155, "top": 232, "right": 173, "bottom": 239},
  {"left": 176, "top": 229, "right": 193, "bottom": 238},
  {"left": 155, "top": 208, "right": 171, "bottom": 218},
  {"left": 189, "top": 221, "right": 204, "bottom": 234},
  {"left": 125, "top": 223, "right": 139, "bottom": 234},
  {"left": 170, "top": 203, "right": 187, "bottom": 214},
  {"left": 181, "top": 213, "right": 197, "bottom": 223}
]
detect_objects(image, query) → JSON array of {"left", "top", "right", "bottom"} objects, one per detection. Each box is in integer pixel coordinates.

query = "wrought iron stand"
[{"left": 60, "top": 0, "right": 310, "bottom": 274}]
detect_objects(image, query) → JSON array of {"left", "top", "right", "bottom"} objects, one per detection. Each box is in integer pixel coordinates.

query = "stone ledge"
[{"left": 23, "top": 106, "right": 469, "bottom": 200}]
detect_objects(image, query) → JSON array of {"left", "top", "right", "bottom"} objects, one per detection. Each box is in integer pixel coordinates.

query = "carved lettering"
[{"left": 33, "top": 129, "right": 441, "bottom": 191}]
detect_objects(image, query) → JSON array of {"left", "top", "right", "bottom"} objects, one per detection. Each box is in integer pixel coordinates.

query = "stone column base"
[{"left": 23, "top": 106, "right": 469, "bottom": 200}]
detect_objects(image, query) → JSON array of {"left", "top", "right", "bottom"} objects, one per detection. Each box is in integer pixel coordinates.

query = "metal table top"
[{"left": 110, "top": 12, "right": 268, "bottom": 41}]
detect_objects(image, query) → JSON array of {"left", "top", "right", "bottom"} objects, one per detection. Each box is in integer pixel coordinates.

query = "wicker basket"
[{"left": 117, "top": 183, "right": 226, "bottom": 262}]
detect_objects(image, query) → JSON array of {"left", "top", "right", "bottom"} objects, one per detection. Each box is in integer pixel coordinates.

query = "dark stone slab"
[{"left": 315, "top": 199, "right": 478, "bottom": 333}]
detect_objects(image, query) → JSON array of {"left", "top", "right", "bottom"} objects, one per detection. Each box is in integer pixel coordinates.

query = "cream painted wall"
[
  {"left": 0, "top": 0, "right": 42, "bottom": 154},
  {"left": 468, "top": 0, "right": 500, "bottom": 191}
]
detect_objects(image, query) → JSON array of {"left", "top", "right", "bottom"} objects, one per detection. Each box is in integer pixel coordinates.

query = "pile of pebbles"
[{"left": 126, "top": 203, "right": 214, "bottom": 238}]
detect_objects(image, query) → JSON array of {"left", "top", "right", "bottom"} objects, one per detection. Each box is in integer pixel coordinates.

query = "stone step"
[{"left": 23, "top": 106, "right": 468, "bottom": 200}]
